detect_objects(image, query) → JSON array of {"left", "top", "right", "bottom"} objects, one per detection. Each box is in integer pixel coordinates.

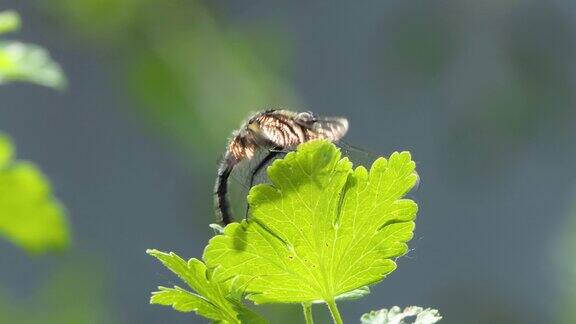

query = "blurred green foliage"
[
  {"left": 0, "top": 9, "right": 112, "bottom": 324},
  {"left": 44, "top": 0, "right": 298, "bottom": 159},
  {"left": 557, "top": 196, "right": 576, "bottom": 324},
  {"left": 0, "top": 260, "right": 110, "bottom": 323},
  {"left": 0, "top": 11, "right": 66, "bottom": 89},
  {"left": 0, "top": 134, "right": 70, "bottom": 254},
  {"left": 0, "top": 10, "right": 20, "bottom": 34}
]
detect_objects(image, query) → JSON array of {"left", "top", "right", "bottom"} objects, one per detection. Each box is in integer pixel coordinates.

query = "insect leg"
[{"left": 214, "top": 153, "right": 237, "bottom": 225}]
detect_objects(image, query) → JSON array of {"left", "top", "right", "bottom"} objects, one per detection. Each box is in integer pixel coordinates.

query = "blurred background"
[{"left": 1, "top": 0, "right": 576, "bottom": 323}]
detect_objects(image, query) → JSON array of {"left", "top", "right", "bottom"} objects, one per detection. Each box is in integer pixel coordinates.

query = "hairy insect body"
[{"left": 215, "top": 109, "right": 348, "bottom": 225}]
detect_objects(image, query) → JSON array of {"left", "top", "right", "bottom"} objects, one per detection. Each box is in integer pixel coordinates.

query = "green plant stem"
[
  {"left": 326, "top": 300, "right": 343, "bottom": 324},
  {"left": 302, "top": 303, "right": 314, "bottom": 324}
]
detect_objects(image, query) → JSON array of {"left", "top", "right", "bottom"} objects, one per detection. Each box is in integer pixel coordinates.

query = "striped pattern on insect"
[{"left": 214, "top": 109, "right": 348, "bottom": 225}]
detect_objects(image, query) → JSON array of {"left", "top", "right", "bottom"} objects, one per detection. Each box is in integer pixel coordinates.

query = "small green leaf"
[
  {"left": 0, "top": 10, "right": 66, "bottom": 89},
  {"left": 204, "top": 140, "right": 418, "bottom": 304},
  {"left": 360, "top": 306, "right": 442, "bottom": 324},
  {"left": 147, "top": 249, "right": 266, "bottom": 323},
  {"left": 0, "top": 41, "right": 66, "bottom": 89},
  {"left": 0, "top": 11, "right": 20, "bottom": 35},
  {"left": 0, "top": 134, "right": 13, "bottom": 167},
  {"left": 0, "top": 134, "right": 70, "bottom": 253}
]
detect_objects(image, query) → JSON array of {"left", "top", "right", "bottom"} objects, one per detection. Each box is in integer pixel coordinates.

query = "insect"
[{"left": 214, "top": 109, "right": 349, "bottom": 225}]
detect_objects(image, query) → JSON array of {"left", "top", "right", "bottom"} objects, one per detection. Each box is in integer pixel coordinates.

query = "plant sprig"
[
  {"left": 148, "top": 140, "right": 433, "bottom": 323},
  {"left": 0, "top": 134, "right": 70, "bottom": 253}
]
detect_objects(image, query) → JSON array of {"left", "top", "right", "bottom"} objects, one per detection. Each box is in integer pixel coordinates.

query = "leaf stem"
[
  {"left": 302, "top": 303, "right": 314, "bottom": 324},
  {"left": 326, "top": 300, "right": 343, "bottom": 324}
]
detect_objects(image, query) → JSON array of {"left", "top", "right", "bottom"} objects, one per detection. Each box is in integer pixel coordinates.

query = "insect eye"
[{"left": 297, "top": 111, "right": 316, "bottom": 123}]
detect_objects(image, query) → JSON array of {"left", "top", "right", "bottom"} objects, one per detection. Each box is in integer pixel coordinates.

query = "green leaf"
[
  {"left": 0, "top": 10, "right": 66, "bottom": 89},
  {"left": 0, "top": 134, "right": 70, "bottom": 253},
  {"left": 0, "top": 41, "right": 66, "bottom": 89},
  {"left": 204, "top": 140, "right": 418, "bottom": 304},
  {"left": 0, "top": 134, "right": 13, "bottom": 167},
  {"left": 0, "top": 11, "right": 20, "bottom": 35},
  {"left": 360, "top": 306, "right": 442, "bottom": 324},
  {"left": 147, "top": 249, "right": 266, "bottom": 323}
]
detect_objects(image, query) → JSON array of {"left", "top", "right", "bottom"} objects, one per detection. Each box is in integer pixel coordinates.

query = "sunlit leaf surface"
[
  {"left": 204, "top": 140, "right": 418, "bottom": 304},
  {"left": 0, "top": 134, "right": 70, "bottom": 253},
  {"left": 147, "top": 249, "right": 266, "bottom": 323}
]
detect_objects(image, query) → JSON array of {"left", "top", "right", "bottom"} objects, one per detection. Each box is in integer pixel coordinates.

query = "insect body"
[{"left": 215, "top": 109, "right": 348, "bottom": 225}]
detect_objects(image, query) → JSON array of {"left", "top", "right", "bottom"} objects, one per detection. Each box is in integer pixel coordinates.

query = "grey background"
[{"left": 1, "top": 1, "right": 576, "bottom": 323}]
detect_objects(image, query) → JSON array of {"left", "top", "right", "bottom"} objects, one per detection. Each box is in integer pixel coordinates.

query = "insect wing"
[
  {"left": 315, "top": 117, "right": 349, "bottom": 142},
  {"left": 229, "top": 148, "right": 289, "bottom": 218}
]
